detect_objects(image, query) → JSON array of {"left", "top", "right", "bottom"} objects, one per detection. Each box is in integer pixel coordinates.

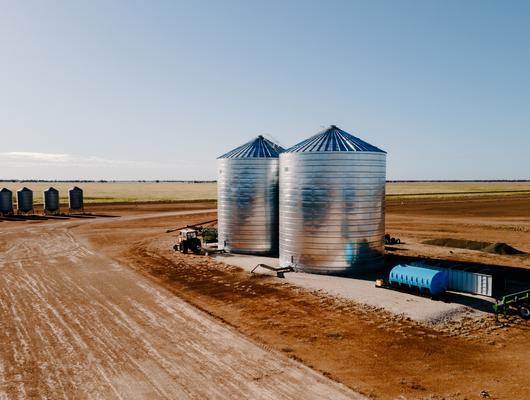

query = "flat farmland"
[
  {"left": 386, "top": 181, "right": 530, "bottom": 198},
  {"left": 1, "top": 181, "right": 529, "bottom": 205},
  {"left": 0, "top": 182, "right": 217, "bottom": 204}
]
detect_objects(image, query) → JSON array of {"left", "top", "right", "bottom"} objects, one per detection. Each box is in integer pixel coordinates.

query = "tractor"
[
  {"left": 173, "top": 228, "right": 202, "bottom": 254},
  {"left": 167, "top": 219, "right": 218, "bottom": 255},
  {"left": 384, "top": 234, "right": 401, "bottom": 245}
]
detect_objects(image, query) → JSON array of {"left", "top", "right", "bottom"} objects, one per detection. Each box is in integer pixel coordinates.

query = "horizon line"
[{"left": 1, "top": 179, "right": 529, "bottom": 183}]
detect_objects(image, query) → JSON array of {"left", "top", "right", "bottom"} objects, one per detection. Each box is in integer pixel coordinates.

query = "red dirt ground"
[{"left": 74, "top": 195, "right": 530, "bottom": 400}]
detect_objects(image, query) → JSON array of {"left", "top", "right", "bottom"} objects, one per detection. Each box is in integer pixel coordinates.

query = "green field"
[{"left": 1, "top": 181, "right": 529, "bottom": 204}]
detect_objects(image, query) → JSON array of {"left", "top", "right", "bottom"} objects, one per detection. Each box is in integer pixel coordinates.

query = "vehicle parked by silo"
[
  {"left": 217, "top": 135, "right": 284, "bottom": 255},
  {"left": 43, "top": 187, "right": 60, "bottom": 215},
  {"left": 68, "top": 186, "right": 84, "bottom": 212},
  {"left": 0, "top": 188, "right": 14, "bottom": 215},
  {"left": 16, "top": 187, "right": 34, "bottom": 214},
  {"left": 389, "top": 264, "right": 448, "bottom": 297},
  {"left": 279, "top": 125, "right": 386, "bottom": 275}
]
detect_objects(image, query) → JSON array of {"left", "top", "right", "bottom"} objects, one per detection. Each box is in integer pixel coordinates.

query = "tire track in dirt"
[{"left": 0, "top": 223, "right": 361, "bottom": 399}]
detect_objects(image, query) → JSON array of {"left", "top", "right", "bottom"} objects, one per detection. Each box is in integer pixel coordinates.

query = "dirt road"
[{"left": 0, "top": 217, "right": 359, "bottom": 399}]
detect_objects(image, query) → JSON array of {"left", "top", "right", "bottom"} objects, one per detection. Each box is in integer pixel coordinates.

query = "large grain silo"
[
  {"left": 17, "top": 187, "right": 34, "bottom": 214},
  {"left": 0, "top": 188, "right": 13, "bottom": 215},
  {"left": 68, "top": 186, "right": 84, "bottom": 212},
  {"left": 217, "top": 135, "right": 285, "bottom": 255},
  {"left": 43, "top": 187, "right": 60, "bottom": 214},
  {"left": 279, "top": 125, "right": 386, "bottom": 275}
]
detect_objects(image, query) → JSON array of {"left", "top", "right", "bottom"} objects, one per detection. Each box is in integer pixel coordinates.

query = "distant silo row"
[
  {"left": 0, "top": 186, "right": 84, "bottom": 215},
  {"left": 217, "top": 125, "right": 387, "bottom": 275}
]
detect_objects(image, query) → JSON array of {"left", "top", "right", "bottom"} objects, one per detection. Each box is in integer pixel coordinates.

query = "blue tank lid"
[
  {"left": 286, "top": 125, "right": 386, "bottom": 153},
  {"left": 218, "top": 135, "right": 285, "bottom": 159}
]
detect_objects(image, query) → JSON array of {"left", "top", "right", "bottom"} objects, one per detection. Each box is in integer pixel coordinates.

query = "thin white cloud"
[
  {"left": 2, "top": 151, "right": 74, "bottom": 162},
  {"left": 0, "top": 151, "right": 199, "bottom": 169}
]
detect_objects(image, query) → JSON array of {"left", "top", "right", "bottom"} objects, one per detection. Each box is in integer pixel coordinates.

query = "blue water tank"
[{"left": 389, "top": 264, "right": 448, "bottom": 296}]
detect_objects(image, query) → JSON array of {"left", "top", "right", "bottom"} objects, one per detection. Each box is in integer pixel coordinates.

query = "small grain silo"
[
  {"left": 68, "top": 186, "right": 84, "bottom": 212},
  {"left": 217, "top": 135, "right": 285, "bottom": 255},
  {"left": 279, "top": 125, "right": 387, "bottom": 275},
  {"left": 17, "top": 187, "right": 34, "bottom": 214},
  {"left": 43, "top": 187, "right": 60, "bottom": 214},
  {"left": 0, "top": 188, "right": 14, "bottom": 215}
]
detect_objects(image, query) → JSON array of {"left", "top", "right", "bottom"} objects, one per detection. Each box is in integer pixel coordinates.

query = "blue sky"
[{"left": 1, "top": 0, "right": 529, "bottom": 180}]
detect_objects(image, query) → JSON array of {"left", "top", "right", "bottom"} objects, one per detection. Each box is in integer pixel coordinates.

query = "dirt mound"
[
  {"left": 423, "top": 238, "right": 525, "bottom": 255},
  {"left": 423, "top": 238, "right": 489, "bottom": 251},
  {"left": 482, "top": 242, "right": 526, "bottom": 255}
]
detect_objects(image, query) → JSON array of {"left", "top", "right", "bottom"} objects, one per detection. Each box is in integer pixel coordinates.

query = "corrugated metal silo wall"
[
  {"left": 279, "top": 152, "right": 386, "bottom": 274},
  {"left": 0, "top": 189, "right": 13, "bottom": 213},
  {"left": 217, "top": 158, "right": 280, "bottom": 255},
  {"left": 43, "top": 189, "right": 60, "bottom": 211},
  {"left": 17, "top": 189, "right": 33, "bottom": 213},
  {"left": 69, "top": 187, "right": 84, "bottom": 210}
]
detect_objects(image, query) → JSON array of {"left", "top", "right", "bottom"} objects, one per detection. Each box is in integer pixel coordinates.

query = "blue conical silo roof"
[
  {"left": 218, "top": 135, "right": 285, "bottom": 159},
  {"left": 286, "top": 125, "right": 386, "bottom": 153}
]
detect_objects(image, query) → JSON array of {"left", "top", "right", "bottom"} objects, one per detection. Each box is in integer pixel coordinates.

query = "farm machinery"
[
  {"left": 492, "top": 289, "right": 530, "bottom": 320},
  {"left": 166, "top": 219, "right": 218, "bottom": 255},
  {"left": 384, "top": 234, "right": 401, "bottom": 245},
  {"left": 173, "top": 228, "right": 202, "bottom": 254}
]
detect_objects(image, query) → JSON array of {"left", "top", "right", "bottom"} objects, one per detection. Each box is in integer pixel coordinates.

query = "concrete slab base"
[{"left": 213, "top": 253, "right": 494, "bottom": 323}]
